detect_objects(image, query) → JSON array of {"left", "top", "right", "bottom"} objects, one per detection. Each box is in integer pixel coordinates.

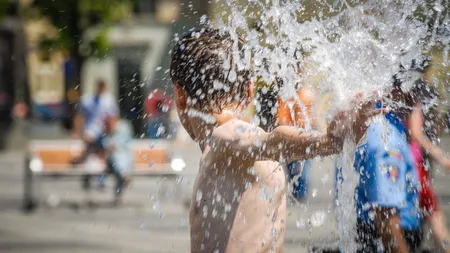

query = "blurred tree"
[
  {"left": 0, "top": 0, "right": 9, "bottom": 20},
  {"left": 31, "top": 0, "right": 136, "bottom": 81}
]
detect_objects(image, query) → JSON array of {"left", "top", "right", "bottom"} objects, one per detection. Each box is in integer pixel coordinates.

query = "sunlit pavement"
[{"left": 1, "top": 136, "right": 450, "bottom": 252}]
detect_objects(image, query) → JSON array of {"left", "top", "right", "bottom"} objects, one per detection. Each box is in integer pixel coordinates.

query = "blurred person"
[
  {"left": 171, "top": 28, "right": 382, "bottom": 253},
  {"left": 405, "top": 59, "right": 450, "bottom": 253},
  {"left": 320, "top": 78, "right": 422, "bottom": 253},
  {"left": 353, "top": 93, "right": 422, "bottom": 253},
  {"left": 104, "top": 118, "right": 134, "bottom": 206},
  {"left": 72, "top": 80, "right": 119, "bottom": 191},
  {"left": 323, "top": 70, "right": 424, "bottom": 253}
]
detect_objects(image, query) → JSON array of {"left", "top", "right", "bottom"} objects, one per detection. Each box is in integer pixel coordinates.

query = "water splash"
[
  {"left": 335, "top": 139, "right": 358, "bottom": 252},
  {"left": 208, "top": 0, "right": 448, "bottom": 251}
]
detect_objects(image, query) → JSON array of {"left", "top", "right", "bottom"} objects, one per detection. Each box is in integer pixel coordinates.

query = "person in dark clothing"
[{"left": 0, "top": 1, "right": 29, "bottom": 149}]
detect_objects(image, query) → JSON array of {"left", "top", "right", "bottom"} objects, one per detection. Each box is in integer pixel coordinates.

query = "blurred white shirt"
[{"left": 79, "top": 93, "right": 118, "bottom": 139}]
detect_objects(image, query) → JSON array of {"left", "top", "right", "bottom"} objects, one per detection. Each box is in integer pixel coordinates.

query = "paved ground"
[{"left": 1, "top": 122, "right": 450, "bottom": 252}]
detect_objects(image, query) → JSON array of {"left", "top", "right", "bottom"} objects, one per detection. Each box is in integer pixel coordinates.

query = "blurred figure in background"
[
  {"left": 72, "top": 80, "right": 119, "bottom": 190},
  {"left": 352, "top": 82, "right": 423, "bottom": 253},
  {"left": 145, "top": 88, "right": 173, "bottom": 139},
  {"left": 104, "top": 118, "right": 134, "bottom": 206},
  {"left": 405, "top": 59, "right": 450, "bottom": 253}
]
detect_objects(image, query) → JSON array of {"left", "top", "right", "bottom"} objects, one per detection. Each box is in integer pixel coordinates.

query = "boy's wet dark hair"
[
  {"left": 393, "top": 57, "right": 431, "bottom": 87},
  {"left": 170, "top": 28, "right": 251, "bottom": 113},
  {"left": 391, "top": 57, "right": 432, "bottom": 107}
]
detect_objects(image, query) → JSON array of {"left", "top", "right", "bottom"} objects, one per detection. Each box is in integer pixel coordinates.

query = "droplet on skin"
[
  {"left": 442, "top": 240, "right": 449, "bottom": 249},
  {"left": 196, "top": 190, "right": 203, "bottom": 206},
  {"left": 224, "top": 203, "right": 231, "bottom": 212}
]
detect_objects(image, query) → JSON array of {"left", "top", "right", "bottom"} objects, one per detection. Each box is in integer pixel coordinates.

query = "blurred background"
[{"left": 0, "top": 0, "right": 448, "bottom": 252}]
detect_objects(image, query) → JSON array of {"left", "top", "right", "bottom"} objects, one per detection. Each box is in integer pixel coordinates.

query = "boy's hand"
[{"left": 327, "top": 93, "right": 385, "bottom": 144}]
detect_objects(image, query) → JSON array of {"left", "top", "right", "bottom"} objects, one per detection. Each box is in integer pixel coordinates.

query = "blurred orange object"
[{"left": 277, "top": 85, "right": 315, "bottom": 128}]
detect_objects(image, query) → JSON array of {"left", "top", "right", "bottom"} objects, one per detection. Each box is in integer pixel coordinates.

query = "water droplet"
[
  {"left": 311, "top": 211, "right": 327, "bottom": 227},
  {"left": 236, "top": 125, "right": 246, "bottom": 134},
  {"left": 442, "top": 240, "right": 449, "bottom": 249},
  {"left": 312, "top": 188, "right": 318, "bottom": 197},
  {"left": 296, "top": 218, "right": 305, "bottom": 229},
  {"left": 224, "top": 203, "right": 231, "bottom": 213},
  {"left": 196, "top": 190, "right": 203, "bottom": 205}
]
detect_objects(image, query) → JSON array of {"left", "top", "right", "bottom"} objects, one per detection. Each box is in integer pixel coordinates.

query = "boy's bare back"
[{"left": 190, "top": 120, "right": 286, "bottom": 253}]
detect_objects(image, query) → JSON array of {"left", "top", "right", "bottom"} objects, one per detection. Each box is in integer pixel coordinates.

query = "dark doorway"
[
  {"left": 0, "top": 30, "right": 14, "bottom": 123},
  {"left": 113, "top": 44, "right": 150, "bottom": 137},
  {"left": 0, "top": 30, "right": 14, "bottom": 150}
]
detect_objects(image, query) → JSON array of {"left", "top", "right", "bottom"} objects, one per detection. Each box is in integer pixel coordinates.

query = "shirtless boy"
[{"left": 170, "top": 28, "right": 381, "bottom": 253}]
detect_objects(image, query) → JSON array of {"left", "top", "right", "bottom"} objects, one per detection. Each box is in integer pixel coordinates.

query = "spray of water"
[{"left": 204, "top": 0, "right": 449, "bottom": 251}]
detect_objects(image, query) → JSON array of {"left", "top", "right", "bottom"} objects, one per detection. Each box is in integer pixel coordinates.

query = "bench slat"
[{"left": 32, "top": 149, "right": 169, "bottom": 167}]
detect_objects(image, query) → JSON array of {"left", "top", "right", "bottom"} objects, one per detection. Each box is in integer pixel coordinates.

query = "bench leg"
[{"left": 23, "top": 156, "right": 38, "bottom": 212}]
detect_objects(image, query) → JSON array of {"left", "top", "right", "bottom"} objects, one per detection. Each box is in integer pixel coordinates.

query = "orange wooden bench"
[{"left": 24, "top": 139, "right": 185, "bottom": 211}]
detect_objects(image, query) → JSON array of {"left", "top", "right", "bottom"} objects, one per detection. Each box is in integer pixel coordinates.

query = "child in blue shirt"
[{"left": 354, "top": 111, "right": 422, "bottom": 253}]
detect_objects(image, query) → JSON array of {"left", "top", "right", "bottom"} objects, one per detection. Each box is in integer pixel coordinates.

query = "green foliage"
[
  {"left": 90, "top": 28, "right": 110, "bottom": 58},
  {"left": 32, "top": 0, "right": 134, "bottom": 50},
  {"left": 33, "top": 0, "right": 80, "bottom": 49},
  {"left": 0, "top": 0, "right": 8, "bottom": 20}
]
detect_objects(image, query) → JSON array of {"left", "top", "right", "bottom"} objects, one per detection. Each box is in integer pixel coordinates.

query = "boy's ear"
[
  {"left": 173, "top": 84, "right": 187, "bottom": 109},
  {"left": 248, "top": 81, "right": 255, "bottom": 102}
]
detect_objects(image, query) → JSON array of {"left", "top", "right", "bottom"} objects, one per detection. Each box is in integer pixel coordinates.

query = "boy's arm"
[
  {"left": 375, "top": 208, "right": 410, "bottom": 253},
  {"left": 211, "top": 123, "right": 337, "bottom": 164},
  {"left": 212, "top": 97, "right": 381, "bottom": 165},
  {"left": 215, "top": 106, "right": 380, "bottom": 164},
  {"left": 262, "top": 126, "right": 339, "bottom": 162}
]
